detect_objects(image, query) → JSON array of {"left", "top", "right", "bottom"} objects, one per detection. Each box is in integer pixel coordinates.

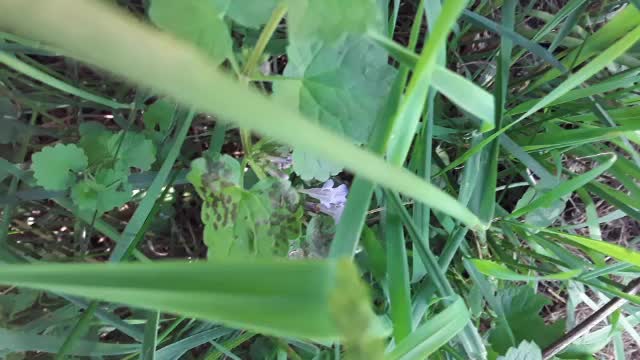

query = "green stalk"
[
  {"left": 241, "top": 3, "right": 287, "bottom": 79},
  {"left": 239, "top": 3, "right": 288, "bottom": 157}
]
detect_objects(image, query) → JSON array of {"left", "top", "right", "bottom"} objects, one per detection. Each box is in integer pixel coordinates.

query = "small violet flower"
[{"left": 300, "top": 179, "right": 348, "bottom": 223}]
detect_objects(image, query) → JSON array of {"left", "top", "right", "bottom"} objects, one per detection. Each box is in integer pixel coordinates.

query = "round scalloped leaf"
[
  {"left": 143, "top": 99, "right": 176, "bottom": 134},
  {"left": 107, "top": 131, "right": 156, "bottom": 171},
  {"left": 71, "top": 169, "right": 131, "bottom": 214},
  {"left": 71, "top": 179, "right": 106, "bottom": 211},
  {"left": 78, "top": 121, "right": 112, "bottom": 167},
  {"left": 31, "top": 144, "right": 88, "bottom": 191}
]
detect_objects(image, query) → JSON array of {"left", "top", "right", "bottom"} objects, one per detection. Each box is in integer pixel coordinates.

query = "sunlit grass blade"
[
  {"left": 0, "top": 0, "right": 483, "bottom": 230},
  {"left": 384, "top": 0, "right": 481, "bottom": 165},
  {"left": 0, "top": 259, "right": 383, "bottom": 344},
  {"left": 0, "top": 328, "right": 139, "bottom": 356},
  {"left": 507, "top": 154, "right": 616, "bottom": 219},
  {"left": 369, "top": 34, "right": 495, "bottom": 129},
  {"left": 508, "top": 70, "right": 640, "bottom": 115},
  {"left": 540, "top": 229, "right": 640, "bottom": 269},
  {"left": 386, "top": 297, "right": 470, "bottom": 360},
  {"left": 531, "top": 6, "right": 640, "bottom": 90},
  {"left": 437, "top": 23, "right": 640, "bottom": 176},
  {"left": 518, "top": 126, "right": 640, "bottom": 151},
  {"left": 470, "top": 259, "right": 581, "bottom": 281}
]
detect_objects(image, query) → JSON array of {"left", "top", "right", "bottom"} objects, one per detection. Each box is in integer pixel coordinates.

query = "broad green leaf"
[
  {"left": 0, "top": 328, "right": 138, "bottom": 356},
  {"left": 0, "top": 259, "right": 383, "bottom": 345},
  {"left": 291, "top": 150, "right": 341, "bottom": 181},
  {"left": 226, "top": 0, "right": 280, "bottom": 28},
  {"left": 0, "top": 0, "right": 484, "bottom": 230},
  {"left": 71, "top": 169, "right": 131, "bottom": 214},
  {"left": 497, "top": 341, "right": 542, "bottom": 360},
  {"left": 78, "top": 121, "right": 112, "bottom": 167},
  {"left": 107, "top": 131, "right": 157, "bottom": 171},
  {"left": 489, "top": 286, "right": 565, "bottom": 355},
  {"left": 286, "top": 0, "right": 380, "bottom": 43},
  {"left": 278, "top": 36, "right": 396, "bottom": 179},
  {"left": 305, "top": 214, "right": 335, "bottom": 257},
  {"left": 149, "top": 0, "right": 232, "bottom": 64},
  {"left": 31, "top": 143, "right": 88, "bottom": 191},
  {"left": 144, "top": 99, "right": 176, "bottom": 135},
  {"left": 386, "top": 297, "right": 470, "bottom": 360},
  {"left": 188, "top": 156, "right": 302, "bottom": 257},
  {"left": 471, "top": 259, "right": 580, "bottom": 281},
  {"left": 508, "top": 154, "right": 616, "bottom": 219}
]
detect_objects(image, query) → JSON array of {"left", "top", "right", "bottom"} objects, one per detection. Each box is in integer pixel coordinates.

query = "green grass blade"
[
  {"left": 470, "top": 259, "right": 581, "bottom": 281},
  {"left": 437, "top": 23, "right": 640, "bottom": 176},
  {"left": 383, "top": 0, "right": 487, "bottom": 167},
  {"left": 0, "top": 0, "right": 483, "bottom": 230},
  {"left": 157, "top": 328, "right": 234, "bottom": 360},
  {"left": 370, "top": 34, "right": 495, "bottom": 129},
  {"left": 0, "top": 328, "right": 139, "bottom": 356},
  {"left": 0, "top": 259, "right": 382, "bottom": 343},
  {"left": 0, "top": 52, "right": 130, "bottom": 109},
  {"left": 508, "top": 70, "right": 640, "bottom": 115},
  {"left": 531, "top": 6, "right": 640, "bottom": 90},
  {"left": 385, "top": 211, "right": 412, "bottom": 342},
  {"left": 142, "top": 311, "right": 160, "bottom": 360},
  {"left": 110, "top": 110, "right": 194, "bottom": 261},
  {"left": 507, "top": 154, "right": 616, "bottom": 218},
  {"left": 540, "top": 229, "right": 640, "bottom": 269},
  {"left": 54, "top": 301, "right": 99, "bottom": 359},
  {"left": 384, "top": 190, "right": 486, "bottom": 359},
  {"left": 518, "top": 125, "right": 640, "bottom": 151},
  {"left": 461, "top": 9, "right": 564, "bottom": 70},
  {"left": 431, "top": 67, "right": 494, "bottom": 130},
  {"left": 386, "top": 297, "right": 470, "bottom": 360},
  {"left": 477, "top": 0, "right": 516, "bottom": 223}
]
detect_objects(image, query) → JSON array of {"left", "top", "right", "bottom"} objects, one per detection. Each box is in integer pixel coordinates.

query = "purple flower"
[{"left": 300, "top": 180, "right": 348, "bottom": 223}]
